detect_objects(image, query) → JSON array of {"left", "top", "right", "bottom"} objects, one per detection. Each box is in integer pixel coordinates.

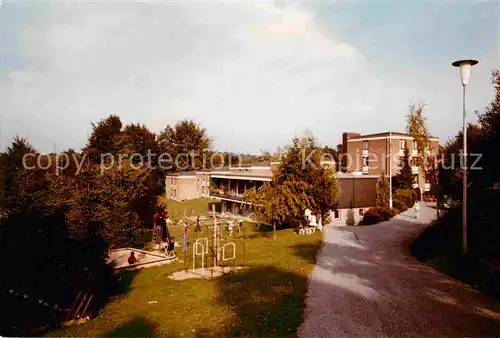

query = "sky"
[{"left": 2, "top": 1, "right": 499, "bottom": 154}]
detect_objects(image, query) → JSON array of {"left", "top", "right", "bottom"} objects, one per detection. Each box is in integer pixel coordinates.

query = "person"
[
  {"left": 195, "top": 216, "right": 202, "bottom": 233},
  {"left": 304, "top": 208, "right": 312, "bottom": 224},
  {"left": 414, "top": 200, "right": 420, "bottom": 219},
  {"left": 127, "top": 251, "right": 138, "bottom": 265},
  {"left": 152, "top": 208, "right": 165, "bottom": 246},
  {"left": 227, "top": 221, "right": 233, "bottom": 237},
  {"left": 183, "top": 222, "right": 189, "bottom": 252}
]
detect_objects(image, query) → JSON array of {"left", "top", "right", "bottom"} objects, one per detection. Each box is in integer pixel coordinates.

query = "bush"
[
  {"left": 377, "top": 207, "right": 392, "bottom": 221},
  {"left": 362, "top": 207, "right": 395, "bottom": 225},
  {"left": 362, "top": 211, "right": 382, "bottom": 225},
  {"left": 393, "top": 199, "right": 408, "bottom": 213},
  {"left": 391, "top": 208, "right": 400, "bottom": 217},
  {"left": 394, "top": 189, "right": 415, "bottom": 208}
]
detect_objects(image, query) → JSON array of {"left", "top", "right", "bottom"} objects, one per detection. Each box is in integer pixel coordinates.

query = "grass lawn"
[
  {"left": 160, "top": 198, "right": 222, "bottom": 220},
  {"left": 49, "top": 221, "right": 322, "bottom": 337}
]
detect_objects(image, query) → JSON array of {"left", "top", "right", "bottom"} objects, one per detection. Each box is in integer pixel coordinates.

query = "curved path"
[{"left": 299, "top": 204, "right": 500, "bottom": 337}]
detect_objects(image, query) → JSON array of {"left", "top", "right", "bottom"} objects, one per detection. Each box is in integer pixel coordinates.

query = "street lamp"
[{"left": 452, "top": 59, "right": 478, "bottom": 256}]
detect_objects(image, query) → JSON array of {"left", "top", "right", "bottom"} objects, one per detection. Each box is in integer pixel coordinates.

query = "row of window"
[
  {"left": 362, "top": 157, "right": 419, "bottom": 167},
  {"left": 362, "top": 140, "right": 419, "bottom": 150}
]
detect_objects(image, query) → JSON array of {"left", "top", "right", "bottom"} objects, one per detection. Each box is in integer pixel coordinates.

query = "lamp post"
[
  {"left": 452, "top": 59, "right": 478, "bottom": 256},
  {"left": 389, "top": 131, "right": 393, "bottom": 209}
]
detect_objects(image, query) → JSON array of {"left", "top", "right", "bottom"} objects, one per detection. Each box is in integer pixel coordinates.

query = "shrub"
[
  {"left": 391, "top": 208, "right": 400, "bottom": 217},
  {"left": 362, "top": 211, "right": 382, "bottom": 225},
  {"left": 394, "top": 189, "right": 415, "bottom": 208},
  {"left": 378, "top": 207, "right": 392, "bottom": 221},
  {"left": 393, "top": 199, "right": 408, "bottom": 213}
]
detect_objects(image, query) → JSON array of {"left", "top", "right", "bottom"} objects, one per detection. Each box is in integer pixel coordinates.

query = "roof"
[
  {"left": 346, "top": 131, "right": 439, "bottom": 141},
  {"left": 166, "top": 170, "right": 197, "bottom": 177}
]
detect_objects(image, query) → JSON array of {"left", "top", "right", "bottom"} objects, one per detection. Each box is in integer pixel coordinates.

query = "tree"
[
  {"left": 84, "top": 114, "right": 123, "bottom": 162},
  {"left": 244, "top": 133, "right": 340, "bottom": 236},
  {"left": 157, "top": 119, "right": 212, "bottom": 171},
  {"left": 406, "top": 102, "right": 431, "bottom": 172},
  {"left": 393, "top": 147, "right": 414, "bottom": 189},
  {"left": 376, "top": 173, "right": 390, "bottom": 208},
  {"left": 118, "top": 123, "right": 159, "bottom": 159}
]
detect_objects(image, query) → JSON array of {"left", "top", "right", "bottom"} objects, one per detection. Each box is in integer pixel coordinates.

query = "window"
[
  {"left": 334, "top": 210, "right": 340, "bottom": 219},
  {"left": 359, "top": 209, "right": 364, "bottom": 216},
  {"left": 413, "top": 140, "right": 418, "bottom": 150},
  {"left": 411, "top": 157, "right": 418, "bottom": 166},
  {"left": 399, "top": 139, "right": 406, "bottom": 149},
  {"left": 362, "top": 141, "right": 369, "bottom": 150},
  {"left": 362, "top": 157, "right": 369, "bottom": 167}
]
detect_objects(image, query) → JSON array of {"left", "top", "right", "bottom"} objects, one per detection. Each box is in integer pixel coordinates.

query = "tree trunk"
[{"left": 273, "top": 221, "right": 276, "bottom": 241}]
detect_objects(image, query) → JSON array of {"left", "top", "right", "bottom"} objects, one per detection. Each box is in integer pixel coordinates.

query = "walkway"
[{"left": 299, "top": 204, "right": 500, "bottom": 337}]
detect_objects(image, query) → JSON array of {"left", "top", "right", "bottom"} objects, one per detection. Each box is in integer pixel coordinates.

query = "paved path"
[{"left": 299, "top": 204, "right": 500, "bottom": 337}]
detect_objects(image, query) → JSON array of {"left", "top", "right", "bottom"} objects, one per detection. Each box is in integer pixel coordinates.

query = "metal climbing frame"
[{"left": 191, "top": 238, "right": 208, "bottom": 277}]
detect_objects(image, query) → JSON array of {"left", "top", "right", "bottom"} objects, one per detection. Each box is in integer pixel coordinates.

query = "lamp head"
[{"left": 452, "top": 59, "right": 478, "bottom": 86}]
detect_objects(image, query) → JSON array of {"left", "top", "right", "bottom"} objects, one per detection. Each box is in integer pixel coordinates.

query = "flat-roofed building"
[{"left": 341, "top": 131, "right": 440, "bottom": 195}]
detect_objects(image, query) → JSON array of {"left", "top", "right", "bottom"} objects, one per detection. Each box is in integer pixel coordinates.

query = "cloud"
[{"left": 2, "top": 1, "right": 498, "bottom": 154}]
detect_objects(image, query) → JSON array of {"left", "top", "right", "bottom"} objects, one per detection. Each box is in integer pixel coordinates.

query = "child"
[
  {"left": 127, "top": 251, "right": 138, "bottom": 265},
  {"left": 183, "top": 222, "right": 189, "bottom": 252},
  {"left": 414, "top": 200, "right": 420, "bottom": 219}
]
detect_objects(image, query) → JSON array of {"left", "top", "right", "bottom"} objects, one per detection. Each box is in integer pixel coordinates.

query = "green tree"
[
  {"left": 244, "top": 133, "right": 340, "bottom": 236},
  {"left": 393, "top": 147, "right": 414, "bottom": 189},
  {"left": 376, "top": 173, "right": 390, "bottom": 208},
  {"left": 84, "top": 114, "right": 123, "bottom": 162},
  {"left": 157, "top": 119, "right": 213, "bottom": 171},
  {"left": 118, "top": 123, "right": 159, "bottom": 159},
  {"left": 406, "top": 102, "right": 431, "bottom": 172}
]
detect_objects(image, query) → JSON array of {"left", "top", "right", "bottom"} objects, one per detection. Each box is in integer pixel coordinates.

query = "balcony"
[
  {"left": 412, "top": 166, "right": 419, "bottom": 174},
  {"left": 362, "top": 149, "right": 369, "bottom": 156},
  {"left": 412, "top": 149, "right": 418, "bottom": 156},
  {"left": 362, "top": 166, "right": 369, "bottom": 173},
  {"left": 210, "top": 190, "right": 244, "bottom": 202},
  {"left": 398, "top": 149, "right": 404, "bottom": 156}
]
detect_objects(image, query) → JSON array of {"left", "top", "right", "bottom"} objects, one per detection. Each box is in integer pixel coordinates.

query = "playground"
[{"left": 50, "top": 199, "right": 323, "bottom": 337}]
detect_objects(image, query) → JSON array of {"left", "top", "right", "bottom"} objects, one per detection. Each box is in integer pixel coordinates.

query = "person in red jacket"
[{"left": 127, "top": 251, "right": 138, "bottom": 265}]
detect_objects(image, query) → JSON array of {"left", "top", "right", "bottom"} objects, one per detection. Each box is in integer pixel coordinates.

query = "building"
[
  {"left": 341, "top": 131, "right": 440, "bottom": 194},
  {"left": 210, "top": 163, "right": 275, "bottom": 216},
  {"left": 165, "top": 170, "right": 211, "bottom": 201}
]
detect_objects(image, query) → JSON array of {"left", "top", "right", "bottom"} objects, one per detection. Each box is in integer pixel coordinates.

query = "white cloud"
[{"left": 3, "top": 1, "right": 496, "bottom": 153}]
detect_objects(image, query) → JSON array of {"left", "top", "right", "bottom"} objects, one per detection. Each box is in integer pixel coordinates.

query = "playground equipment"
[{"left": 186, "top": 205, "right": 243, "bottom": 278}]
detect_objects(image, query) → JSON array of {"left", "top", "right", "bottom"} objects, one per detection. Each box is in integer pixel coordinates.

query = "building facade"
[
  {"left": 341, "top": 131, "right": 440, "bottom": 194},
  {"left": 165, "top": 170, "right": 211, "bottom": 201}
]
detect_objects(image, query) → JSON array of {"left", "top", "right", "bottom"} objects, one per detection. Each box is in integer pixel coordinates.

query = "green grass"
[
  {"left": 160, "top": 198, "right": 222, "bottom": 220},
  {"left": 49, "top": 223, "right": 322, "bottom": 337}
]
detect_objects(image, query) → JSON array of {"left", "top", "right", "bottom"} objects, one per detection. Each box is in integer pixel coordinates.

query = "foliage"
[
  {"left": 244, "top": 133, "right": 340, "bottom": 229},
  {"left": 118, "top": 123, "right": 159, "bottom": 159},
  {"left": 393, "top": 147, "right": 414, "bottom": 189},
  {"left": 362, "top": 207, "right": 394, "bottom": 225},
  {"left": 392, "top": 199, "right": 408, "bottom": 213},
  {"left": 375, "top": 173, "right": 390, "bottom": 208},
  {"left": 406, "top": 102, "right": 431, "bottom": 172},
  {"left": 84, "top": 114, "right": 123, "bottom": 162},
  {"left": 157, "top": 119, "right": 213, "bottom": 171},
  {"left": 394, "top": 189, "right": 416, "bottom": 209},
  {"left": 361, "top": 210, "right": 382, "bottom": 225}
]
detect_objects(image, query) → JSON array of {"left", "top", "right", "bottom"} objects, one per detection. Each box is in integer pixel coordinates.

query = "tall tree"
[
  {"left": 393, "top": 147, "right": 414, "bottom": 189},
  {"left": 244, "top": 133, "right": 340, "bottom": 235},
  {"left": 84, "top": 114, "right": 123, "bottom": 162},
  {"left": 376, "top": 173, "right": 390, "bottom": 208},
  {"left": 157, "top": 119, "right": 212, "bottom": 171},
  {"left": 118, "top": 123, "right": 159, "bottom": 159},
  {"left": 406, "top": 102, "right": 431, "bottom": 172}
]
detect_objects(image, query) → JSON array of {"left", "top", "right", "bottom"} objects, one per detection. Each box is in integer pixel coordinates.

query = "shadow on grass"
[
  {"left": 106, "top": 316, "right": 157, "bottom": 337},
  {"left": 191, "top": 266, "right": 308, "bottom": 337}
]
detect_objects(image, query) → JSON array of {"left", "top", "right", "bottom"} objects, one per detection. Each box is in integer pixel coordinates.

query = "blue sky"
[{"left": 2, "top": 1, "right": 499, "bottom": 154}]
